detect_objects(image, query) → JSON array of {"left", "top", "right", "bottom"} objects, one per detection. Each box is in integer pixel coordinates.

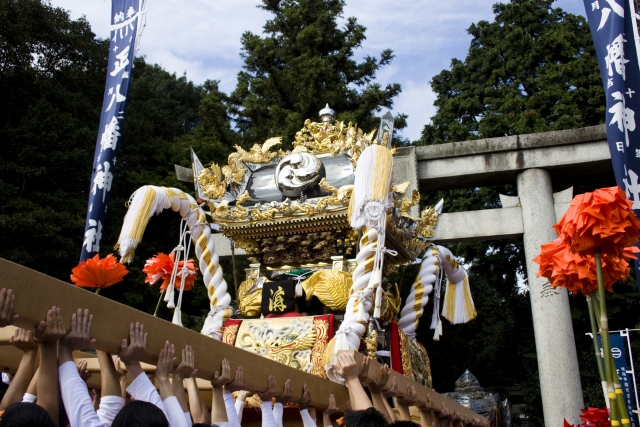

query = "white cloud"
[{"left": 50, "top": 0, "right": 587, "bottom": 139}]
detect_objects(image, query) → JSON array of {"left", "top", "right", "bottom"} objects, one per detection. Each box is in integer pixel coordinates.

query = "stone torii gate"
[{"left": 205, "top": 124, "right": 613, "bottom": 427}]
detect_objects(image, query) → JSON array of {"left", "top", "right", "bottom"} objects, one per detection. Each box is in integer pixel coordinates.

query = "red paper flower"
[
  {"left": 533, "top": 239, "right": 637, "bottom": 295},
  {"left": 70, "top": 254, "right": 128, "bottom": 289},
  {"left": 142, "top": 252, "right": 198, "bottom": 292},
  {"left": 579, "top": 407, "right": 610, "bottom": 427},
  {"left": 554, "top": 187, "right": 640, "bottom": 258}
]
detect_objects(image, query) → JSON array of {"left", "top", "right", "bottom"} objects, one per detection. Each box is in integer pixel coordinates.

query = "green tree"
[
  {"left": 419, "top": 0, "right": 604, "bottom": 144},
  {"left": 0, "top": 0, "right": 238, "bottom": 328},
  {"left": 231, "top": 0, "right": 406, "bottom": 148}
]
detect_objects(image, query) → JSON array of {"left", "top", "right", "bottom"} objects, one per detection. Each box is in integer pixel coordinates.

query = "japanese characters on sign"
[
  {"left": 583, "top": 0, "right": 640, "bottom": 296},
  {"left": 80, "top": 0, "right": 142, "bottom": 262}
]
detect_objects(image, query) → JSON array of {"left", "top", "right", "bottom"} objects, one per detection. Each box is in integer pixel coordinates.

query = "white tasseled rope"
[
  {"left": 397, "top": 246, "right": 438, "bottom": 338},
  {"left": 117, "top": 186, "right": 231, "bottom": 339},
  {"left": 325, "top": 228, "right": 378, "bottom": 383}
]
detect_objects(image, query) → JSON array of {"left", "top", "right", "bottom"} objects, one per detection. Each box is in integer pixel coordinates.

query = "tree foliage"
[
  {"left": 419, "top": 0, "right": 604, "bottom": 144},
  {"left": 231, "top": 0, "right": 406, "bottom": 148}
]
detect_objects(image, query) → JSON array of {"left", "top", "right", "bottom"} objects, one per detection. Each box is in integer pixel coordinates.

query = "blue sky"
[{"left": 50, "top": 0, "right": 586, "bottom": 141}]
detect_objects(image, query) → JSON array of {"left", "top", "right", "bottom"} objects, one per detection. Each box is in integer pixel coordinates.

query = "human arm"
[
  {"left": 211, "top": 358, "right": 232, "bottom": 425},
  {"left": 173, "top": 345, "right": 196, "bottom": 413},
  {"left": 23, "top": 368, "right": 38, "bottom": 402},
  {"left": 121, "top": 322, "right": 168, "bottom": 418},
  {"left": 332, "top": 352, "right": 372, "bottom": 410},
  {"left": 185, "top": 377, "right": 211, "bottom": 425},
  {"left": 273, "top": 379, "right": 293, "bottom": 427},
  {"left": 57, "top": 308, "right": 106, "bottom": 427},
  {"left": 298, "top": 384, "right": 317, "bottom": 427},
  {"left": 226, "top": 366, "right": 250, "bottom": 423},
  {"left": 419, "top": 395, "right": 435, "bottom": 427},
  {"left": 96, "top": 351, "right": 126, "bottom": 427},
  {"left": 0, "top": 328, "right": 38, "bottom": 410},
  {"left": 156, "top": 340, "right": 189, "bottom": 427},
  {"left": 34, "top": 306, "right": 67, "bottom": 423},
  {"left": 367, "top": 363, "right": 394, "bottom": 423},
  {"left": 395, "top": 384, "right": 417, "bottom": 421},
  {"left": 256, "top": 374, "right": 277, "bottom": 427},
  {"left": 323, "top": 394, "right": 339, "bottom": 427},
  {"left": 0, "top": 288, "right": 19, "bottom": 328}
]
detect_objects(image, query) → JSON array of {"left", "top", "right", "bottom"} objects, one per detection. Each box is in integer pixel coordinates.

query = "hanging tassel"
[
  {"left": 433, "top": 320, "right": 443, "bottom": 341},
  {"left": 441, "top": 272, "right": 477, "bottom": 324},
  {"left": 349, "top": 145, "right": 393, "bottom": 230},
  {"left": 373, "top": 283, "right": 383, "bottom": 318}
]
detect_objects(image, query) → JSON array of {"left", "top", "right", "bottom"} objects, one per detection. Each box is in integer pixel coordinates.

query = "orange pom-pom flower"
[
  {"left": 143, "top": 252, "right": 198, "bottom": 292},
  {"left": 70, "top": 254, "right": 128, "bottom": 289},
  {"left": 534, "top": 239, "right": 638, "bottom": 295},
  {"left": 554, "top": 186, "right": 640, "bottom": 258}
]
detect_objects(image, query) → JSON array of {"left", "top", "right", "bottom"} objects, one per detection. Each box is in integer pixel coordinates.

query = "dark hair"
[
  {"left": 192, "top": 424, "right": 211, "bottom": 427},
  {"left": 111, "top": 401, "right": 169, "bottom": 427},
  {"left": 0, "top": 402, "right": 57, "bottom": 427},
  {"left": 391, "top": 421, "right": 421, "bottom": 427},
  {"left": 343, "top": 408, "right": 390, "bottom": 427}
]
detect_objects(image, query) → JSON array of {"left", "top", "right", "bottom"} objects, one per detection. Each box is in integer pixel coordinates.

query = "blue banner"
[
  {"left": 596, "top": 334, "right": 638, "bottom": 426},
  {"left": 80, "top": 0, "right": 144, "bottom": 262},
  {"left": 583, "top": 0, "right": 640, "bottom": 298}
]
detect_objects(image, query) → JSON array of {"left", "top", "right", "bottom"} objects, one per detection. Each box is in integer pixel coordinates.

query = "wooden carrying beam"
[
  {"left": 0, "top": 258, "right": 484, "bottom": 421},
  {"left": 346, "top": 351, "right": 485, "bottom": 422},
  {"left": 0, "top": 258, "right": 347, "bottom": 408}
]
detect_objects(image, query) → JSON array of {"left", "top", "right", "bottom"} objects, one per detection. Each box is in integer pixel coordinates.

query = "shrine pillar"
[{"left": 517, "top": 168, "right": 584, "bottom": 426}]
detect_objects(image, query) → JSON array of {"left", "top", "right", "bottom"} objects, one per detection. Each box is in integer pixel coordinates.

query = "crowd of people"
[{"left": 0, "top": 288, "right": 445, "bottom": 427}]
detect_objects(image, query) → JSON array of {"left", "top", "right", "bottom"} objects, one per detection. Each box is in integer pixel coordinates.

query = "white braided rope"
[
  {"left": 325, "top": 228, "right": 378, "bottom": 383},
  {"left": 397, "top": 246, "right": 438, "bottom": 338},
  {"left": 116, "top": 186, "right": 231, "bottom": 339}
]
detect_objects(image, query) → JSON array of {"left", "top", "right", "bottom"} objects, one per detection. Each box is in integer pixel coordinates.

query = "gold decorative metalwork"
[
  {"left": 300, "top": 269, "right": 351, "bottom": 311},
  {"left": 222, "top": 323, "right": 240, "bottom": 345},
  {"left": 419, "top": 206, "right": 440, "bottom": 239},
  {"left": 293, "top": 119, "right": 375, "bottom": 163},
  {"left": 310, "top": 317, "right": 330, "bottom": 378},
  {"left": 198, "top": 164, "right": 226, "bottom": 199},
  {"left": 236, "top": 317, "right": 318, "bottom": 370},
  {"left": 364, "top": 319, "right": 378, "bottom": 359},
  {"left": 229, "top": 137, "right": 282, "bottom": 164},
  {"left": 378, "top": 283, "right": 401, "bottom": 322},
  {"left": 238, "top": 278, "right": 262, "bottom": 318},
  {"left": 397, "top": 328, "right": 433, "bottom": 388},
  {"left": 397, "top": 190, "right": 420, "bottom": 215}
]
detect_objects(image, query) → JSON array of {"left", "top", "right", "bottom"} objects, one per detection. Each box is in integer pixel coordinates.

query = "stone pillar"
[{"left": 517, "top": 168, "right": 583, "bottom": 426}]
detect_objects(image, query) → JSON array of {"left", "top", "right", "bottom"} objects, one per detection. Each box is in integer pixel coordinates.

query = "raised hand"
[
  {"left": 120, "top": 323, "right": 147, "bottom": 365},
  {"left": 155, "top": 341, "right": 176, "bottom": 381},
  {"left": 324, "top": 394, "right": 339, "bottom": 415},
  {"left": 10, "top": 328, "right": 37, "bottom": 352},
  {"left": 77, "top": 359, "right": 91, "bottom": 382},
  {"left": 357, "top": 355, "right": 370, "bottom": 384},
  {"left": 367, "top": 364, "right": 391, "bottom": 393},
  {"left": 298, "top": 383, "right": 312, "bottom": 410},
  {"left": 276, "top": 379, "right": 293, "bottom": 404},
  {"left": 0, "top": 289, "right": 18, "bottom": 327},
  {"left": 256, "top": 374, "right": 277, "bottom": 401},
  {"left": 383, "top": 376, "right": 399, "bottom": 398},
  {"left": 174, "top": 345, "right": 196, "bottom": 379},
  {"left": 34, "top": 306, "right": 66, "bottom": 345},
  {"left": 211, "top": 358, "right": 231, "bottom": 388},
  {"left": 397, "top": 384, "right": 417, "bottom": 406},
  {"left": 59, "top": 309, "right": 95, "bottom": 351},
  {"left": 225, "top": 366, "right": 247, "bottom": 393},
  {"left": 332, "top": 352, "right": 358, "bottom": 382}
]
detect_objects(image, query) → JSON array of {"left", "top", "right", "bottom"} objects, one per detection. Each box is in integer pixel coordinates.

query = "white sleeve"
[
  {"left": 58, "top": 361, "right": 105, "bottom": 427},
  {"left": 126, "top": 372, "right": 168, "bottom": 419},
  {"left": 223, "top": 390, "right": 241, "bottom": 427},
  {"left": 273, "top": 402, "right": 284, "bottom": 427},
  {"left": 261, "top": 401, "right": 276, "bottom": 427},
  {"left": 300, "top": 409, "right": 317, "bottom": 427},
  {"left": 235, "top": 398, "right": 246, "bottom": 423},
  {"left": 97, "top": 395, "right": 126, "bottom": 427},
  {"left": 184, "top": 412, "right": 192, "bottom": 427},
  {"left": 162, "top": 396, "right": 189, "bottom": 427},
  {"left": 21, "top": 393, "right": 37, "bottom": 403}
]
